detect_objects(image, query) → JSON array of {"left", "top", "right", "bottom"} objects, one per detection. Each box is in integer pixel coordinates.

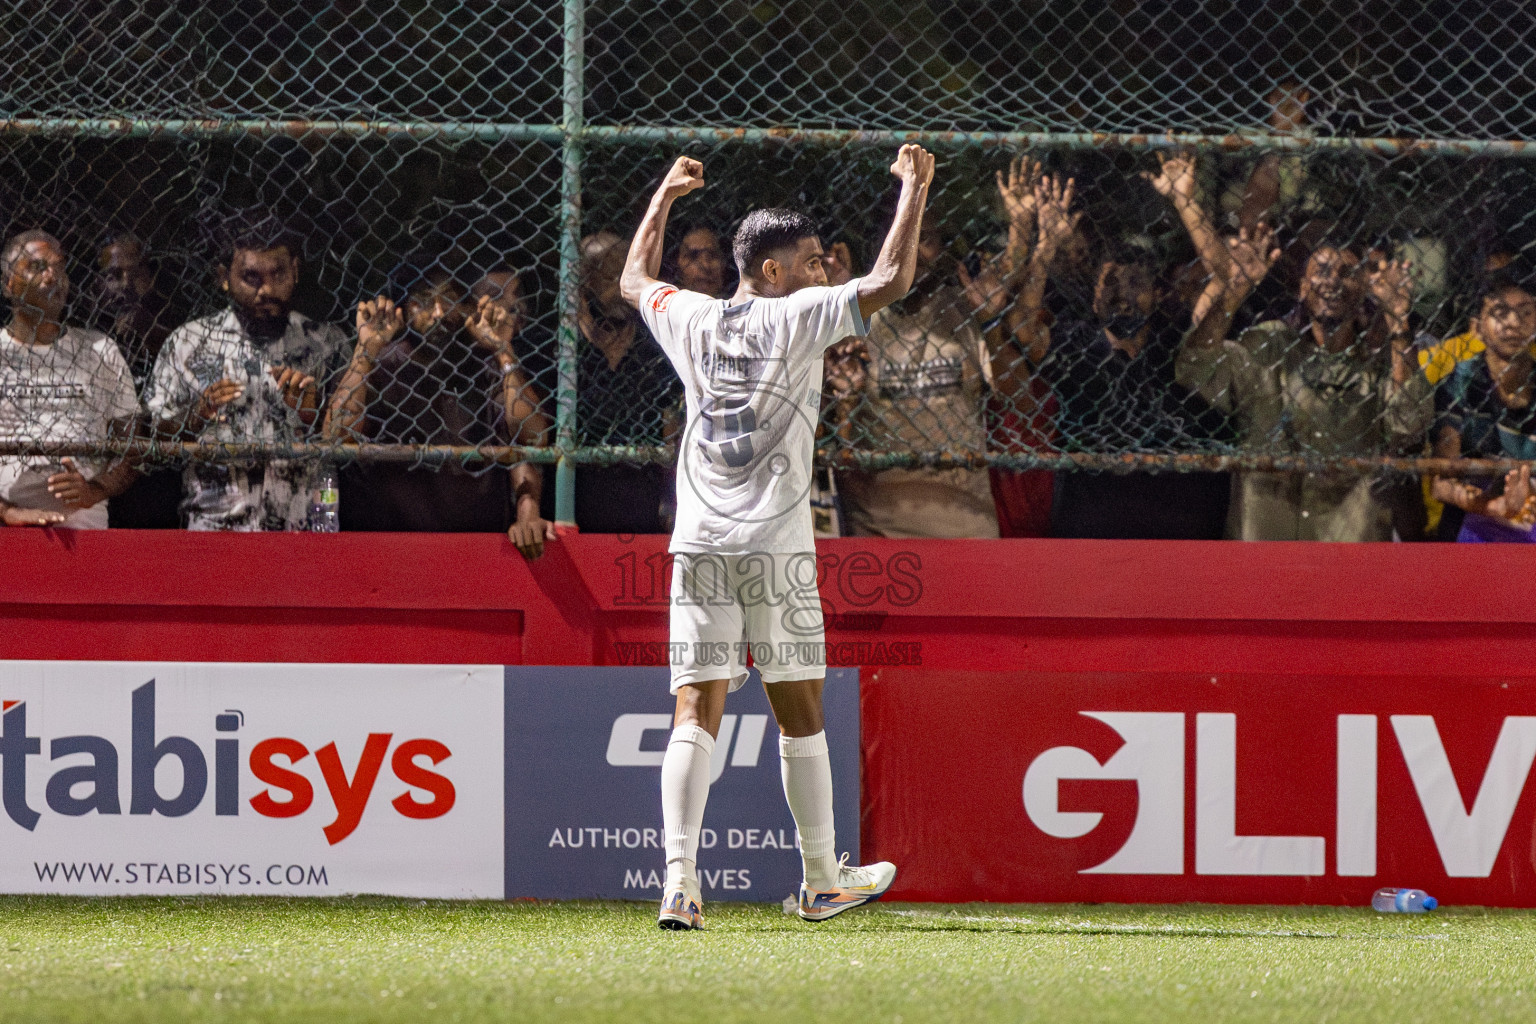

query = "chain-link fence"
[{"left": 2, "top": 1, "right": 1535, "bottom": 538}]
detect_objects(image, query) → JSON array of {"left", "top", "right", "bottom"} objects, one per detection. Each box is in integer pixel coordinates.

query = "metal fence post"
[{"left": 554, "top": 0, "right": 585, "bottom": 527}]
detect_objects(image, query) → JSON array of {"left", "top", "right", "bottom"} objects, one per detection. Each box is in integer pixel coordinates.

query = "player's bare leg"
[
  {"left": 764, "top": 677, "right": 897, "bottom": 921},
  {"left": 762, "top": 676, "right": 824, "bottom": 737},
  {"left": 657, "top": 678, "right": 728, "bottom": 930},
  {"left": 674, "top": 676, "right": 730, "bottom": 736}
]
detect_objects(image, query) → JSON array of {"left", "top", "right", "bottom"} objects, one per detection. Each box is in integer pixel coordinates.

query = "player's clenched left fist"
[
  {"left": 660, "top": 156, "right": 705, "bottom": 198},
  {"left": 890, "top": 144, "right": 935, "bottom": 189}
]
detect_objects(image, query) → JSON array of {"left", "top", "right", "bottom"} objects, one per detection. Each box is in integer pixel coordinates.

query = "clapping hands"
[
  {"left": 1365, "top": 252, "right": 1415, "bottom": 341},
  {"left": 1143, "top": 152, "right": 1199, "bottom": 207},
  {"left": 1222, "top": 223, "right": 1282, "bottom": 308},
  {"left": 958, "top": 254, "right": 1009, "bottom": 320},
  {"left": 1034, "top": 174, "right": 1081, "bottom": 253},
  {"left": 1433, "top": 465, "right": 1534, "bottom": 527},
  {"left": 995, "top": 156, "right": 1041, "bottom": 227},
  {"left": 466, "top": 294, "right": 520, "bottom": 354},
  {"left": 824, "top": 337, "right": 869, "bottom": 401},
  {"left": 356, "top": 295, "right": 406, "bottom": 357},
  {"left": 270, "top": 365, "right": 317, "bottom": 412}
]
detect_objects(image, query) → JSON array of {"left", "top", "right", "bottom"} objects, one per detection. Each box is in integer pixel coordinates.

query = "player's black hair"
[
  {"left": 216, "top": 207, "right": 304, "bottom": 267},
  {"left": 732, "top": 208, "right": 819, "bottom": 278}
]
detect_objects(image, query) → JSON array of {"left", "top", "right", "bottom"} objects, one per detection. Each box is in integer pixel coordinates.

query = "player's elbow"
[
  {"left": 619, "top": 267, "right": 649, "bottom": 308},
  {"left": 856, "top": 273, "right": 908, "bottom": 318}
]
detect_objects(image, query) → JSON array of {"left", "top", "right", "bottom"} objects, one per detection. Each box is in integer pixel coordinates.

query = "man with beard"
[
  {"left": 325, "top": 262, "right": 548, "bottom": 534},
  {"left": 1008, "top": 162, "right": 1236, "bottom": 539},
  {"left": 97, "top": 234, "right": 184, "bottom": 529},
  {"left": 0, "top": 230, "right": 140, "bottom": 529},
  {"left": 147, "top": 211, "right": 349, "bottom": 531},
  {"left": 1176, "top": 240, "right": 1432, "bottom": 540}
]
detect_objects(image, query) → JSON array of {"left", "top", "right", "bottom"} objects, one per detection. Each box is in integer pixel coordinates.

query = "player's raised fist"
[
  {"left": 660, "top": 157, "right": 705, "bottom": 198},
  {"left": 890, "top": 144, "right": 935, "bottom": 189}
]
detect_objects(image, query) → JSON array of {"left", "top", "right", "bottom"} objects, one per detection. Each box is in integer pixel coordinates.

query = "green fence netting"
[{"left": 1, "top": 1, "right": 1535, "bottom": 535}]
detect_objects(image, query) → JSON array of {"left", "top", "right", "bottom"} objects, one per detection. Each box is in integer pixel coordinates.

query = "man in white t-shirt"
[
  {"left": 619, "top": 146, "right": 935, "bottom": 930},
  {"left": 0, "top": 231, "right": 140, "bottom": 529}
]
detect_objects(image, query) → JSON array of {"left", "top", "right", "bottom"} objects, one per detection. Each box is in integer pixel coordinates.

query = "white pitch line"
[{"left": 879, "top": 909, "right": 1445, "bottom": 940}]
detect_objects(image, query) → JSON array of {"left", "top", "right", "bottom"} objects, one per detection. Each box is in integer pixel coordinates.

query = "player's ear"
[{"left": 760, "top": 257, "right": 779, "bottom": 286}]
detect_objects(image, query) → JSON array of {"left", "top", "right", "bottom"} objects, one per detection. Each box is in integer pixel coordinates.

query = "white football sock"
[
  {"left": 780, "top": 731, "right": 838, "bottom": 890},
  {"left": 661, "top": 724, "right": 715, "bottom": 890}
]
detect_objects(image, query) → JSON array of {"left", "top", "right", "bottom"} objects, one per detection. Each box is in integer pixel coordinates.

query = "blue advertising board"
[{"left": 504, "top": 667, "right": 859, "bottom": 902}]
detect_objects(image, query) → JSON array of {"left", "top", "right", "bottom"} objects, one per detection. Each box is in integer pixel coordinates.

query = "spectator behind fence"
[
  {"left": 469, "top": 263, "right": 556, "bottom": 556},
  {"left": 1427, "top": 270, "right": 1536, "bottom": 542},
  {"left": 1007, "top": 157, "right": 1235, "bottom": 539},
  {"left": 97, "top": 234, "right": 180, "bottom": 387},
  {"left": 147, "top": 210, "right": 349, "bottom": 531},
  {"left": 1417, "top": 250, "right": 1536, "bottom": 539},
  {"left": 0, "top": 230, "right": 140, "bottom": 528},
  {"left": 671, "top": 224, "right": 729, "bottom": 298},
  {"left": 1418, "top": 247, "right": 1532, "bottom": 384},
  {"left": 829, "top": 217, "right": 1007, "bottom": 538},
  {"left": 97, "top": 234, "right": 185, "bottom": 529},
  {"left": 980, "top": 159, "right": 1057, "bottom": 538},
  {"left": 1177, "top": 237, "right": 1432, "bottom": 541},
  {"left": 574, "top": 231, "right": 681, "bottom": 534},
  {"left": 326, "top": 261, "right": 548, "bottom": 535}
]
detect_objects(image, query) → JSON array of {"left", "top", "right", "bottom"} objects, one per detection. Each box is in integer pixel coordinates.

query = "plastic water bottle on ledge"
[
  {"left": 308, "top": 474, "right": 340, "bottom": 533},
  {"left": 1372, "top": 887, "right": 1437, "bottom": 913}
]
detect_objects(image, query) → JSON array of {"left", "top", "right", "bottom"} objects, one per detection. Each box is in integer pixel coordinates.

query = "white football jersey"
[{"left": 639, "top": 278, "right": 867, "bottom": 554}]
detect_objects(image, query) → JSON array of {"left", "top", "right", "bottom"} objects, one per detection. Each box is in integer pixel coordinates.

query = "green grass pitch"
[{"left": 0, "top": 897, "right": 1532, "bottom": 1022}]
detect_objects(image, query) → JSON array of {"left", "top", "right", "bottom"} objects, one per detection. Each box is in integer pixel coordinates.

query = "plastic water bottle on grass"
[{"left": 1372, "top": 887, "right": 1437, "bottom": 913}]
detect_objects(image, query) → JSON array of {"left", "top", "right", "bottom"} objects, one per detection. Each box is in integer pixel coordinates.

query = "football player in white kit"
[{"left": 619, "top": 144, "right": 935, "bottom": 929}]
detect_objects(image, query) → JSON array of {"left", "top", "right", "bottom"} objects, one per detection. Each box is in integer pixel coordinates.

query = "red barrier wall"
[
  {"left": 3, "top": 530, "right": 1535, "bottom": 904},
  {"left": 3, "top": 530, "right": 1533, "bottom": 670},
  {"left": 863, "top": 670, "right": 1536, "bottom": 906}
]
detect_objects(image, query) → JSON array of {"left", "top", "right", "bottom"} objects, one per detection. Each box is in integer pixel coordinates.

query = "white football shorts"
[{"left": 668, "top": 551, "right": 827, "bottom": 693}]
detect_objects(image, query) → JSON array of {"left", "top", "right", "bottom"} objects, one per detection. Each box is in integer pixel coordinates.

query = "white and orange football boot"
[
  {"left": 658, "top": 881, "right": 706, "bottom": 931},
  {"left": 796, "top": 855, "right": 897, "bottom": 922}
]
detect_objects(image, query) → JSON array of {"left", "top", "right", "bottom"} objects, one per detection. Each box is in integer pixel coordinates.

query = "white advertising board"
[{"left": 0, "top": 661, "right": 503, "bottom": 898}]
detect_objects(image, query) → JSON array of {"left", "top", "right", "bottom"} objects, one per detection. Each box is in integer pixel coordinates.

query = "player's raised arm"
[
  {"left": 620, "top": 156, "right": 706, "bottom": 308},
  {"left": 856, "top": 144, "right": 936, "bottom": 320}
]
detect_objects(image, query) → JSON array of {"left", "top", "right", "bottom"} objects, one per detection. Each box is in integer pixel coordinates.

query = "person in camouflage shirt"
[{"left": 1177, "top": 238, "right": 1432, "bottom": 541}]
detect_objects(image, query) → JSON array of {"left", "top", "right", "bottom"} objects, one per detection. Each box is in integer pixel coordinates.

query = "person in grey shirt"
[{"left": 147, "top": 212, "right": 348, "bottom": 531}]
